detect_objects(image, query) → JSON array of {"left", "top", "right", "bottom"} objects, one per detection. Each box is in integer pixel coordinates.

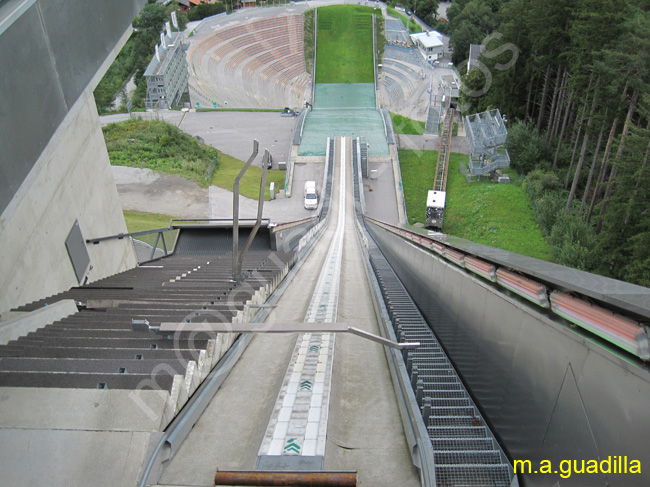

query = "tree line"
[
  {"left": 449, "top": 0, "right": 650, "bottom": 287},
  {"left": 94, "top": 1, "right": 227, "bottom": 113}
]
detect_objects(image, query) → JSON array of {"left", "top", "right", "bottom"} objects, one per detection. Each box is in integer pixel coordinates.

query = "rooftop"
[
  {"left": 410, "top": 31, "right": 444, "bottom": 49},
  {"left": 144, "top": 30, "right": 184, "bottom": 78}
]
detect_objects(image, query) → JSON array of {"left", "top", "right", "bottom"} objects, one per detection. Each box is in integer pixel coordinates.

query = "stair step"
[
  {"left": 427, "top": 426, "right": 488, "bottom": 438},
  {"left": 434, "top": 463, "right": 513, "bottom": 487},
  {"left": 429, "top": 415, "right": 485, "bottom": 428},
  {"left": 431, "top": 438, "right": 496, "bottom": 451},
  {"left": 434, "top": 449, "right": 503, "bottom": 465}
]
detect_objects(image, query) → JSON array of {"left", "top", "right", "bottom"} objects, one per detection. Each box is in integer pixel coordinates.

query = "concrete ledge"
[
  {"left": 0, "top": 387, "right": 169, "bottom": 431},
  {"left": 0, "top": 299, "right": 77, "bottom": 345},
  {"left": 294, "top": 156, "right": 325, "bottom": 164},
  {"left": 0, "top": 428, "right": 152, "bottom": 487},
  {"left": 368, "top": 156, "right": 393, "bottom": 163}
]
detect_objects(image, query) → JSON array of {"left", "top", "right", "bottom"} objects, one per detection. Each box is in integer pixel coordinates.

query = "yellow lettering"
[
  {"left": 539, "top": 460, "right": 552, "bottom": 474},
  {"left": 586, "top": 460, "right": 598, "bottom": 473},
  {"left": 573, "top": 460, "right": 585, "bottom": 474},
  {"left": 600, "top": 456, "right": 612, "bottom": 473},
  {"left": 630, "top": 460, "right": 641, "bottom": 474},
  {"left": 560, "top": 460, "right": 572, "bottom": 478},
  {"left": 514, "top": 460, "right": 532, "bottom": 474}
]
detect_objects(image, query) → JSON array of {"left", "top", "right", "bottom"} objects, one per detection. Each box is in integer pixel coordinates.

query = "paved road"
[
  {"left": 103, "top": 110, "right": 320, "bottom": 223},
  {"left": 101, "top": 111, "right": 295, "bottom": 169}
]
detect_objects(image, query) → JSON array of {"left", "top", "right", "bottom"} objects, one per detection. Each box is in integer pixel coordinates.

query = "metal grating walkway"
[{"left": 364, "top": 245, "right": 515, "bottom": 486}]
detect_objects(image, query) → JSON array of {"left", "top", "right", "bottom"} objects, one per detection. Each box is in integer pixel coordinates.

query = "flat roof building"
[
  {"left": 144, "top": 30, "right": 189, "bottom": 110},
  {"left": 410, "top": 31, "right": 444, "bottom": 62}
]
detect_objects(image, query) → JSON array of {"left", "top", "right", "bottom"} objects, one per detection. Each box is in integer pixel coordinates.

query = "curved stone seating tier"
[
  {"left": 188, "top": 14, "right": 309, "bottom": 108},
  {"left": 381, "top": 66, "right": 415, "bottom": 94},
  {"left": 382, "top": 58, "right": 421, "bottom": 80},
  {"left": 384, "top": 44, "right": 425, "bottom": 68},
  {"left": 383, "top": 76, "right": 404, "bottom": 106}
]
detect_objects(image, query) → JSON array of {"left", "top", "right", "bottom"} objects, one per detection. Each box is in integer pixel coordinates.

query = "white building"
[
  {"left": 144, "top": 30, "right": 189, "bottom": 110},
  {"left": 410, "top": 31, "right": 444, "bottom": 62}
]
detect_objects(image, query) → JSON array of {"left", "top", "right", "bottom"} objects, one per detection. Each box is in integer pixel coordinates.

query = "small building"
[
  {"left": 144, "top": 30, "right": 190, "bottom": 110},
  {"left": 410, "top": 31, "right": 444, "bottom": 62}
]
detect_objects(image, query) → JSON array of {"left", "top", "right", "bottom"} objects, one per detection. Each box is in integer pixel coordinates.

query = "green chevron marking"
[{"left": 284, "top": 438, "right": 301, "bottom": 453}]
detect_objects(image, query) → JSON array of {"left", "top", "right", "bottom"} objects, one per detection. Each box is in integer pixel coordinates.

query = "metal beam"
[
  {"left": 233, "top": 140, "right": 259, "bottom": 278},
  {"left": 237, "top": 148, "right": 269, "bottom": 276},
  {"left": 152, "top": 321, "right": 420, "bottom": 350}
]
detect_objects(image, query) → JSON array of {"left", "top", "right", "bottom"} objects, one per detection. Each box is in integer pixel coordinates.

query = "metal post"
[
  {"left": 237, "top": 149, "right": 269, "bottom": 276},
  {"left": 233, "top": 140, "right": 259, "bottom": 278},
  {"left": 150, "top": 232, "right": 161, "bottom": 261}
]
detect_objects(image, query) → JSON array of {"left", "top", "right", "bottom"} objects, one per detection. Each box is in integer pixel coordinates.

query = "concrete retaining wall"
[
  {"left": 0, "top": 0, "right": 145, "bottom": 313},
  {"left": 367, "top": 220, "right": 650, "bottom": 487}
]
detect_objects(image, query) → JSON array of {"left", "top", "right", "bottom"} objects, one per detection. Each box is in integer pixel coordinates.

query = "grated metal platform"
[{"left": 351, "top": 138, "right": 516, "bottom": 486}]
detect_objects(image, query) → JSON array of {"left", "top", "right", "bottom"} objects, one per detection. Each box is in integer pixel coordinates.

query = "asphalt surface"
[{"left": 103, "top": 110, "right": 319, "bottom": 223}]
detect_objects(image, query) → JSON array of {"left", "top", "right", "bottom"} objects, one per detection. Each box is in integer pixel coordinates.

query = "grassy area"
[
  {"left": 400, "top": 149, "right": 552, "bottom": 260},
  {"left": 386, "top": 8, "right": 423, "bottom": 34},
  {"left": 390, "top": 112, "right": 425, "bottom": 134},
  {"left": 304, "top": 9, "right": 315, "bottom": 74},
  {"left": 103, "top": 119, "right": 218, "bottom": 187},
  {"left": 316, "top": 5, "right": 376, "bottom": 83},
  {"left": 399, "top": 149, "right": 438, "bottom": 225},
  {"left": 104, "top": 119, "right": 285, "bottom": 200},
  {"left": 212, "top": 151, "right": 287, "bottom": 200},
  {"left": 123, "top": 210, "right": 175, "bottom": 233}
]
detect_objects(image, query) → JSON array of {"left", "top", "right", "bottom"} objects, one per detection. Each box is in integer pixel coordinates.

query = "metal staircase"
[{"left": 365, "top": 237, "right": 516, "bottom": 487}]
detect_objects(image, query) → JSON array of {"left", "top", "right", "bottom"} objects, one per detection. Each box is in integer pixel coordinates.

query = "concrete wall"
[
  {"left": 0, "top": 0, "right": 147, "bottom": 313},
  {"left": 0, "top": 89, "right": 138, "bottom": 313},
  {"left": 367, "top": 221, "right": 650, "bottom": 487}
]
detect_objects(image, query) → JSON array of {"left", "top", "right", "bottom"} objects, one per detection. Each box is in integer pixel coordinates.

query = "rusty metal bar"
[{"left": 214, "top": 470, "right": 357, "bottom": 486}]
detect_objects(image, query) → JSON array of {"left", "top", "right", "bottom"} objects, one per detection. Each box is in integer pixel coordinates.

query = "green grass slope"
[
  {"left": 123, "top": 210, "right": 175, "bottom": 233},
  {"left": 316, "top": 5, "right": 376, "bottom": 83},
  {"left": 400, "top": 149, "right": 552, "bottom": 260},
  {"left": 103, "top": 119, "right": 217, "bottom": 186},
  {"left": 391, "top": 112, "right": 425, "bottom": 135},
  {"left": 103, "top": 119, "right": 285, "bottom": 200}
]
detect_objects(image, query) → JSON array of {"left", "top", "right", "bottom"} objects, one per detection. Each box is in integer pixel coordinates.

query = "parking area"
[{"left": 103, "top": 110, "right": 325, "bottom": 223}]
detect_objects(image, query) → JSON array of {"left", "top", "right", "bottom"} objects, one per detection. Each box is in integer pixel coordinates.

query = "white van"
[{"left": 304, "top": 181, "right": 318, "bottom": 209}]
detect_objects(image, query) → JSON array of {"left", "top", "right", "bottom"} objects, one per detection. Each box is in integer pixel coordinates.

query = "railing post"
[
  {"left": 237, "top": 149, "right": 269, "bottom": 276},
  {"left": 233, "top": 140, "right": 259, "bottom": 279}
]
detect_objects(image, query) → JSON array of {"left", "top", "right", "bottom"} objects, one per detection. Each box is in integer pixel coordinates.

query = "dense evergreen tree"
[{"left": 449, "top": 0, "right": 650, "bottom": 286}]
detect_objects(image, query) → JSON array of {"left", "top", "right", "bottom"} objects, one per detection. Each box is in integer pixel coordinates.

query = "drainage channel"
[{"left": 257, "top": 137, "right": 347, "bottom": 470}]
